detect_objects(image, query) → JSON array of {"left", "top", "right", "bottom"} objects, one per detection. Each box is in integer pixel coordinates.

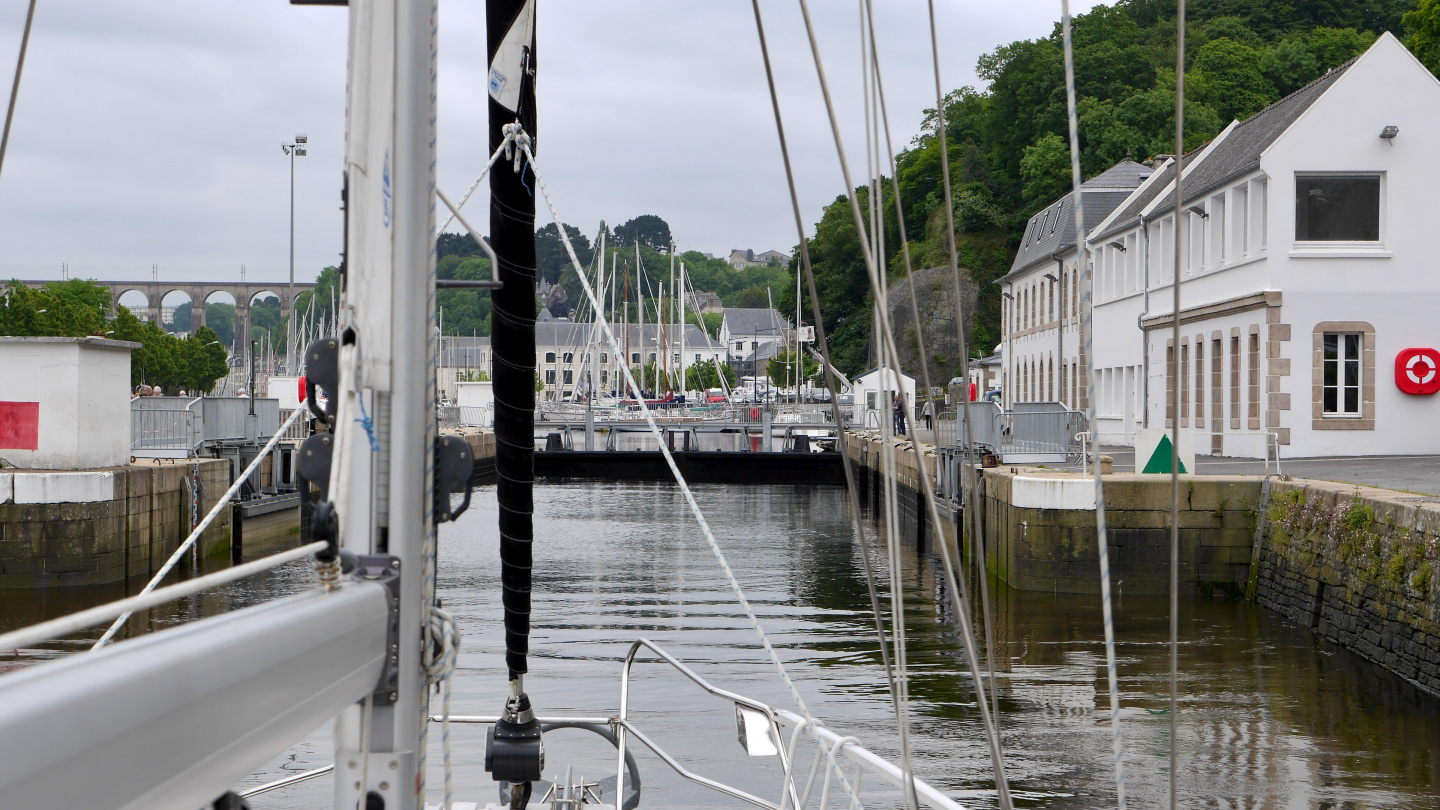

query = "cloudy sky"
[{"left": 0, "top": 0, "right": 1104, "bottom": 297}]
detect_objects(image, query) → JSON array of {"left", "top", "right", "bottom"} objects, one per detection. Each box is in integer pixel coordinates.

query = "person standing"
[{"left": 892, "top": 393, "right": 907, "bottom": 436}]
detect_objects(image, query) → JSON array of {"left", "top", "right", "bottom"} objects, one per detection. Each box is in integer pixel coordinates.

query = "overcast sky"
[{"left": 0, "top": 0, "right": 1105, "bottom": 298}]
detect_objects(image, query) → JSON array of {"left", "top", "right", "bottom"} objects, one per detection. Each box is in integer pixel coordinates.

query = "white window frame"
[
  {"left": 1321, "top": 332, "right": 1363, "bottom": 417},
  {"left": 1292, "top": 172, "right": 1388, "bottom": 257}
]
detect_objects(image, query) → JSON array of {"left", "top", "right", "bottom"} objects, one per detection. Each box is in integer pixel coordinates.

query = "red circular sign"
[{"left": 1395, "top": 348, "right": 1440, "bottom": 395}]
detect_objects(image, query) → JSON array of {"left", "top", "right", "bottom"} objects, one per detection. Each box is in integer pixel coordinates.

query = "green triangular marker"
[{"left": 1142, "top": 434, "right": 1187, "bottom": 474}]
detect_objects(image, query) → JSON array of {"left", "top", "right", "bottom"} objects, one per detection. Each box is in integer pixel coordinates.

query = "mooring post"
[
  {"left": 584, "top": 409, "right": 594, "bottom": 451},
  {"left": 762, "top": 410, "right": 772, "bottom": 452}
]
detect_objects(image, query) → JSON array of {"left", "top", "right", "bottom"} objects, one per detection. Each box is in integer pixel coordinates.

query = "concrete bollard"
[{"left": 1099, "top": 454, "right": 1113, "bottom": 475}]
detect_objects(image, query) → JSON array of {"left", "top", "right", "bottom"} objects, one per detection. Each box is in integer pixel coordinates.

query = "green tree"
[
  {"left": 766, "top": 350, "right": 819, "bottom": 389},
  {"left": 205, "top": 302, "right": 236, "bottom": 348},
  {"left": 1192, "top": 37, "right": 1278, "bottom": 123},
  {"left": 179, "top": 327, "right": 229, "bottom": 393},
  {"left": 1019, "top": 133, "right": 1072, "bottom": 212},
  {"left": 612, "top": 215, "right": 673, "bottom": 253},
  {"left": 1261, "top": 36, "right": 1322, "bottom": 95},
  {"left": 687, "top": 311, "right": 723, "bottom": 340},
  {"left": 685, "top": 361, "right": 736, "bottom": 392},
  {"left": 1406, "top": 0, "right": 1440, "bottom": 74},
  {"left": 535, "top": 223, "right": 592, "bottom": 285}
]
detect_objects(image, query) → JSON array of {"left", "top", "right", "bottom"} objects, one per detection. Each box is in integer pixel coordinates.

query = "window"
[
  {"left": 1233, "top": 185, "right": 1249, "bottom": 256},
  {"left": 544, "top": 351, "right": 556, "bottom": 363},
  {"left": 750, "top": 341, "right": 758, "bottom": 350},
  {"left": 694, "top": 353, "right": 702, "bottom": 363},
  {"left": 1296, "top": 175, "right": 1380, "bottom": 242},
  {"left": 545, "top": 369, "right": 556, "bottom": 384},
  {"left": 631, "top": 352, "right": 640, "bottom": 364},
  {"left": 734, "top": 342, "right": 744, "bottom": 352},
  {"left": 648, "top": 352, "right": 657, "bottom": 364},
  {"left": 601, "top": 371, "right": 609, "bottom": 386},
  {"left": 1230, "top": 335, "right": 1241, "bottom": 429},
  {"left": 563, "top": 352, "right": 574, "bottom": 364},
  {"left": 600, "top": 353, "right": 608, "bottom": 364},
  {"left": 1322, "top": 332, "right": 1362, "bottom": 415},
  {"left": 1211, "top": 195, "right": 1226, "bottom": 263},
  {"left": 563, "top": 369, "right": 573, "bottom": 385}
]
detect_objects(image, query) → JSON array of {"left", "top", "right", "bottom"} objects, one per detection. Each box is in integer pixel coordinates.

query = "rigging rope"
[
  {"left": 919, "top": 0, "right": 996, "bottom": 725},
  {"left": 1169, "top": 3, "right": 1188, "bottom": 808},
  {"left": 92, "top": 405, "right": 308, "bottom": 649},
  {"left": 1060, "top": 3, "right": 1127, "bottom": 806},
  {"left": 854, "top": 4, "right": 919, "bottom": 808},
  {"left": 746, "top": 5, "right": 914, "bottom": 809},
  {"left": 518, "top": 137, "right": 867, "bottom": 810},
  {"left": 792, "top": 1, "right": 1013, "bottom": 805},
  {"left": 0, "top": 0, "right": 36, "bottom": 187}
]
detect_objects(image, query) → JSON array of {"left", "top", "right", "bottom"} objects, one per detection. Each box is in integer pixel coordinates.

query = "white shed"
[
  {"left": 851, "top": 367, "right": 917, "bottom": 430},
  {"left": 0, "top": 337, "right": 139, "bottom": 470}
]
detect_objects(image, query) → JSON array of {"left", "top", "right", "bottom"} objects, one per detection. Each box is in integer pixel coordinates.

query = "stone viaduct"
[{"left": 18, "top": 280, "right": 316, "bottom": 330}]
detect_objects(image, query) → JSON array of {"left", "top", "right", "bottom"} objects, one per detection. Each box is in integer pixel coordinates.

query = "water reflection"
[{"left": 14, "top": 480, "right": 1431, "bottom": 807}]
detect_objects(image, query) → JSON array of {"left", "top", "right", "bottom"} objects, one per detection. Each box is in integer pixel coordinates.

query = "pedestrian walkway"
[{"left": 1071, "top": 449, "right": 1440, "bottom": 497}]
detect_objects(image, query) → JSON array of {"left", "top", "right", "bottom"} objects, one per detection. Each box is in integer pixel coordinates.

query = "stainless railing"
[
  {"left": 130, "top": 408, "right": 201, "bottom": 459},
  {"left": 991, "top": 408, "right": 1086, "bottom": 463},
  {"left": 616, "top": 638, "right": 966, "bottom": 810},
  {"left": 130, "top": 397, "right": 282, "bottom": 453}
]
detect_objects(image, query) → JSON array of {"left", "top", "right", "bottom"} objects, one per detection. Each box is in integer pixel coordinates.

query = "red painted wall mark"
[{"left": 0, "top": 401, "right": 40, "bottom": 450}]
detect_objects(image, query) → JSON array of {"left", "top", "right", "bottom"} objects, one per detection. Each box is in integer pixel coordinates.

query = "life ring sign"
[{"left": 1396, "top": 348, "right": 1440, "bottom": 395}]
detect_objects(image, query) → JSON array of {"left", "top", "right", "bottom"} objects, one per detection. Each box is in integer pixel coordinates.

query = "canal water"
[{"left": 6, "top": 480, "right": 1435, "bottom": 806}]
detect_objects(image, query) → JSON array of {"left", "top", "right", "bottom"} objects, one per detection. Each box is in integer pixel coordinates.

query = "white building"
[
  {"left": 0, "top": 337, "right": 138, "bottom": 470},
  {"left": 1002, "top": 33, "right": 1440, "bottom": 458},
  {"left": 851, "top": 367, "right": 917, "bottom": 431},
  {"left": 726, "top": 249, "right": 790, "bottom": 269},
  {"left": 999, "top": 155, "right": 1154, "bottom": 414},
  {"left": 719, "top": 307, "right": 791, "bottom": 374}
]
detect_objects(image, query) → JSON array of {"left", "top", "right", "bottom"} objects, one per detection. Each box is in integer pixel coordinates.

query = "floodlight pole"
[{"left": 282, "top": 134, "right": 307, "bottom": 373}]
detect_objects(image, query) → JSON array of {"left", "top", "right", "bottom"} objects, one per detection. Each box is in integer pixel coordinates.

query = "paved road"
[{"left": 1073, "top": 448, "right": 1440, "bottom": 497}]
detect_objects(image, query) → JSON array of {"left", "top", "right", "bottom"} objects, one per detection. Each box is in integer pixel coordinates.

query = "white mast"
[
  {"left": 636, "top": 240, "right": 644, "bottom": 394},
  {"left": 679, "top": 260, "right": 686, "bottom": 399}
]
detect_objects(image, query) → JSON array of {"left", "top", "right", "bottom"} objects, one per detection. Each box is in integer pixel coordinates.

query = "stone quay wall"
[
  {"left": 982, "top": 471, "right": 1263, "bottom": 596},
  {"left": 1254, "top": 479, "right": 1440, "bottom": 695},
  {"left": 0, "top": 460, "right": 232, "bottom": 589},
  {"left": 683, "top": 429, "right": 1440, "bottom": 693}
]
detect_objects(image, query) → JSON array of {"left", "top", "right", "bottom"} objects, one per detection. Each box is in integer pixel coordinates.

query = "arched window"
[{"left": 544, "top": 351, "right": 556, "bottom": 363}]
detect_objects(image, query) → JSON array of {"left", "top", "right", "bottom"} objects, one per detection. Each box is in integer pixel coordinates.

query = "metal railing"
[
  {"left": 130, "top": 407, "right": 201, "bottom": 459},
  {"left": 278, "top": 408, "right": 310, "bottom": 442},
  {"left": 616, "top": 638, "right": 966, "bottom": 810},
  {"left": 992, "top": 408, "right": 1087, "bottom": 463},
  {"left": 130, "top": 397, "right": 282, "bottom": 454},
  {"left": 199, "top": 397, "right": 279, "bottom": 442}
]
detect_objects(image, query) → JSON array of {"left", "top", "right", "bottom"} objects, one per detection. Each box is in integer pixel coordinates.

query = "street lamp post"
[{"left": 281, "top": 133, "right": 307, "bottom": 373}]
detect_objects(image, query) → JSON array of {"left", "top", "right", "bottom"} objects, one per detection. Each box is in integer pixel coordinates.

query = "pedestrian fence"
[
  {"left": 130, "top": 408, "right": 202, "bottom": 459},
  {"left": 935, "top": 402, "right": 1086, "bottom": 464},
  {"left": 131, "top": 396, "right": 283, "bottom": 458}
]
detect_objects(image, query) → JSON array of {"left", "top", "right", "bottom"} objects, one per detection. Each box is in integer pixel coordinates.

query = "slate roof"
[
  {"left": 1005, "top": 158, "right": 1152, "bottom": 280},
  {"left": 1092, "top": 57, "right": 1358, "bottom": 242},
  {"left": 722, "top": 307, "right": 791, "bottom": 337}
]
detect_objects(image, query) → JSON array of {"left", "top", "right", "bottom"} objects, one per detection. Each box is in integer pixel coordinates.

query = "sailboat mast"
[
  {"left": 485, "top": 0, "right": 543, "bottom": 792},
  {"left": 636, "top": 240, "right": 644, "bottom": 394},
  {"left": 679, "top": 260, "right": 686, "bottom": 397}
]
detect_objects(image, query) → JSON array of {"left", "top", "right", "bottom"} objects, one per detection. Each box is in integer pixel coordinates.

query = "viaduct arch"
[{"left": 17, "top": 280, "right": 317, "bottom": 331}]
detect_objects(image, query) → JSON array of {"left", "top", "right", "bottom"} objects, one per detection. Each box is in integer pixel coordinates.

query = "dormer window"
[{"left": 1050, "top": 204, "right": 1061, "bottom": 233}]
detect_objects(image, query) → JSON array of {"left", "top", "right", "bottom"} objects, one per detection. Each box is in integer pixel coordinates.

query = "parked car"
[
  {"left": 706, "top": 388, "right": 726, "bottom": 403},
  {"left": 730, "top": 388, "right": 752, "bottom": 403},
  {"left": 836, "top": 393, "right": 855, "bottom": 421}
]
